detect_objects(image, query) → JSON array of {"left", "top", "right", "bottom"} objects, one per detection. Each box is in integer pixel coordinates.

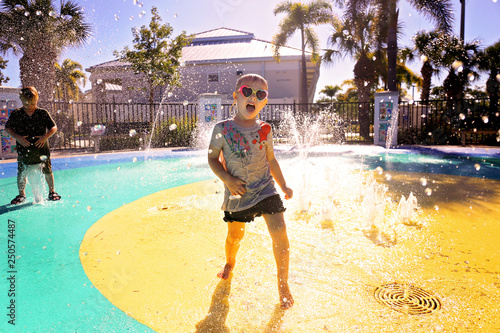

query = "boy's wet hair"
[
  {"left": 235, "top": 74, "right": 268, "bottom": 91},
  {"left": 20, "top": 87, "right": 39, "bottom": 102}
]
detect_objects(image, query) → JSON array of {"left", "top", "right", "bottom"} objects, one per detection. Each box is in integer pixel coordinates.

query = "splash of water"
[{"left": 25, "top": 164, "right": 45, "bottom": 204}]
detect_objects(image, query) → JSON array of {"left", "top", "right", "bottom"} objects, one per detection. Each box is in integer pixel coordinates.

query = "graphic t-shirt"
[
  {"left": 5, "top": 108, "right": 56, "bottom": 164},
  {"left": 209, "top": 119, "right": 278, "bottom": 212}
]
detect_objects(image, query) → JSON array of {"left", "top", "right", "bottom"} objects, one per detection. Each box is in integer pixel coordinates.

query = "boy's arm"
[
  {"left": 208, "top": 145, "right": 246, "bottom": 196},
  {"left": 4, "top": 127, "right": 30, "bottom": 147},
  {"left": 34, "top": 125, "right": 57, "bottom": 148},
  {"left": 267, "top": 148, "right": 293, "bottom": 200}
]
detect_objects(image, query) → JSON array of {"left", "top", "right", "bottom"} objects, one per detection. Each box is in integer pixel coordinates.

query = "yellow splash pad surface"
[{"left": 80, "top": 172, "right": 500, "bottom": 332}]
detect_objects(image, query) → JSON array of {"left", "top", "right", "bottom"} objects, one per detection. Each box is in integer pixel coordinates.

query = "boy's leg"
[
  {"left": 263, "top": 212, "right": 294, "bottom": 309},
  {"left": 17, "top": 162, "right": 27, "bottom": 196},
  {"left": 44, "top": 172, "right": 56, "bottom": 193},
  {"left": 218, "top": 221, "right": 246, "bottom": 279}
]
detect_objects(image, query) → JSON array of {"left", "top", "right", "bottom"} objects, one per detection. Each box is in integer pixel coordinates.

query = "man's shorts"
[
  {"left": 223, "top": 194, "right": 286, "bottom": 223},
  {"left": 18, "top": 158, "right": 53, "bottom": 176}
]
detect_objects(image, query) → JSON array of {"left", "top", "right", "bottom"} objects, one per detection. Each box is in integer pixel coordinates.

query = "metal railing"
[{"left": 40, "top": 98, "right": 498, "bottom": 152}]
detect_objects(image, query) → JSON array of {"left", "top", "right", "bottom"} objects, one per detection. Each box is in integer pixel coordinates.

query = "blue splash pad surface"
[
  {"left": 0, "top": 146, "right": 499, "bottom": 332},
  {"left": 0, "top": 150, "right": 213, "bottom": 332}
]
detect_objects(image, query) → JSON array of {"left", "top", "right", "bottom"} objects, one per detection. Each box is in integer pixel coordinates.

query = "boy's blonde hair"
[
  {"left": 235, "top": 74, "right": 268, "bottom": 92},
  {"left": 20, "top": 87, "right": 39, "bottom": 103}
]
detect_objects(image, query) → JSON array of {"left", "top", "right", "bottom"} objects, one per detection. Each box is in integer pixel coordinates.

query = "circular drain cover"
[{"left": 374, "top": 283, "right": 441, "bottom": 315}]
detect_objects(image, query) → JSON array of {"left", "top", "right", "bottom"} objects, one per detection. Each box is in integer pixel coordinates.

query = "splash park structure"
[{"left": 0, "top": 144, "right": 499, "bottom": 332}]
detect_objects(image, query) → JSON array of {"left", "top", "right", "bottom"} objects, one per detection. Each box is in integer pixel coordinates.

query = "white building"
[{"left": 86, "top": 27, "right": 321, "bottom": 104}]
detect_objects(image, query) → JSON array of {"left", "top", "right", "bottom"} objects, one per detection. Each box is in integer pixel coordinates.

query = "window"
[{"left": 208, "top": 73, "right": 219, "bottom": 83}]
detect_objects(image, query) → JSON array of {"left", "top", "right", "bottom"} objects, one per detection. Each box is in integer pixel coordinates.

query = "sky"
[{"left": 1, "top": 0, "right": 500, "bottom": 100}]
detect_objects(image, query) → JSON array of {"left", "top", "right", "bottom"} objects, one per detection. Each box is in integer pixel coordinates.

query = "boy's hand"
[
  {"left": 34, "top": 135, "right": 48, "bottom": 148},
  {"left": 282, "top": 185, "right": 293, "bottom": 200},
  {"left": 226, "top": 176, "right": 247, "bottom": 196},
  {"left": 17, "top": 135, "right": 30, "bottom": 147}
]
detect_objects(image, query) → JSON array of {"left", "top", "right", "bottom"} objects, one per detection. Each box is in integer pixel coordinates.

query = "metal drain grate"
[{"left": 374, "top": 283, "right": 441, "bottom": 315}]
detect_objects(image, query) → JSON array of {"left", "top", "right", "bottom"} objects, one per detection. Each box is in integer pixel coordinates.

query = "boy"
[{"left": 5, "top": 87, "right": 61, "bottom": 204}]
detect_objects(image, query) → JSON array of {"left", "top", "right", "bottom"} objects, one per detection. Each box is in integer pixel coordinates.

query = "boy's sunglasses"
[{"left": 239, "top": 85, "right": 268, "bottom": 101}]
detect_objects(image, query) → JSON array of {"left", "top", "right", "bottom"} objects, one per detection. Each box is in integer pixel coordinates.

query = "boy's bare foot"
[
  {"left": 279, "top": 284, "right": 294, "bottom": 309},
  {"left": 217, "top": 263, "right": 234, "bottom": 280}
]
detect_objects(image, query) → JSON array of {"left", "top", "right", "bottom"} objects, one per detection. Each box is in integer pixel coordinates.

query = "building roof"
[{"left": 87, "top": 27, "right": 308, "bottom": 71}]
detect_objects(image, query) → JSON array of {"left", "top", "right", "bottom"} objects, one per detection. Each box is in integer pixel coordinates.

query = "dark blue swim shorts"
[{"left": 223, "top": 194, "right": 286, "bottom": 223}]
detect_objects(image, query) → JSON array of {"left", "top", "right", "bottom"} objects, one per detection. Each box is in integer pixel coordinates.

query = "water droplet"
[
  {"left": 384, "top": 174, "right": 392, "bottom": 181},
  {"left": 482, "top": 116, "right": 489, "bottom": 124},
  {"left": 87, "top": 206, "right": 92, "bottom": 211},
  {"left": 130, "top": 16, "right": 134, "bottom": 20},
  {"left": 128, "top": 99, "right": 132, "bottom": 103},
  {"left": 182, "top": 100, "right": 189, "bottom": 106},
  {"left": 117, "top": 250, "right": 121, "bottom": 255},
  {"left": 132, "top": 157, "right": 137, "bottom": 163},
  {"left": 49, "top": 10, "right": 55, "bottom": 16},
  {"left": 434, "top": 205, "right": 439, "bottom": 211},
  {"left": 139, "top": 10, "right": 145, "bottom": 18},
  {"left": 36, "top": 10, "right": 42, "bottom": 16},
  {"left": 138, "top": 2, "right": 143, "bottom": 7},
  {"left": 24, "top": 11, "right": 30, "bottom": 16},
  {"left": 208, "top": 149, "right": 213, "bottom": 154},
  {"left": 364, "top": 81, "right": 368, "bottom": 87},
  {"left": 497, "top": 73, "right": 500, "bottom": 82},
  {"left": 117, "top": 167, "right": 121, "bottom": 171},
  {"left": 372, "top": 56, "right": 377, "bottom": 61},
  {"left": 420, "top": 55, "right": 428, "bottom": 62},
  {"left": 467, "top": 73, "right": 474, "bottom": 81},
  {"left": 375, "top": 166, "right": 383, "bottom": 174},
  {"left": 114, "top": 14, "right": 119, "bottom": 21},
  {"left": 215, "top": 133, "right": 222, "bottom": 139},
  {"left": 42, "top": 246, "right": 47, "bottom": 249},
  {"left": 425, "top": 188, "right": 432, "bottom": 196},
  {"left": 169, "top": 124, "right": 177, "bottom": 131},
  {"left": 133, "top": 0, "right": 138, "bottom": 4},
  {"left": 129, "top": 129, "right": 137, "bottom": 137},
  {"left": 97, "top": 79, "right": 103, "bottom": 84},
  {"left": 420, "top": 177, "right": 427, "bottom": 186},
  {"left": 459, "top": 113, "right": 466, "bottom": 120},
  {"left": 167, "top": 92, "right": 173, "bottom": 98},
  {"left": 57, "top": 110, "right": 61, "bottom": 114},
  {"left": 474, "top": 163, "right": 480, "bottom": 171},
  {"left": 76, "top": 121, "right": 83, "bottom": 126},
  {"left": 69, "top": 99, "right": 73, "bottom": 104},
  {"left": 40, "top": 155, "right": 48, "bottom": 162},
  {"left": 173, "top": 13, "right": 178, "bottom": 18}
]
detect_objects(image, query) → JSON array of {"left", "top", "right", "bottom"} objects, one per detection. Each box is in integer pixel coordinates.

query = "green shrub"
[
  {"left": 151, "top": 116, "right": 197, "bottom": 148},
  {"left": 100, "top": 136, "right": 140, "bottom": 151}
]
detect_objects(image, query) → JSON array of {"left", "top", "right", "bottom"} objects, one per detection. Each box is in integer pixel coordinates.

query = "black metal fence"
[{"left": 44, "top": 98, "right": 498, "bottom": 152}]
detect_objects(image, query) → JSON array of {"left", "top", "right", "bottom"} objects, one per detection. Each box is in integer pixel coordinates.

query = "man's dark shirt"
[{"left": 5, "top": 108, "right": 56, "bottom": 165}]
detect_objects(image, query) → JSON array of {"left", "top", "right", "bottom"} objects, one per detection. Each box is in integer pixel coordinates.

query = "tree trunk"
[
  {"left": 387, "top": 3, "right": 398, "bottom": 92},
  {"left": 486, "top": 69, "right": 499, "bottom": 113},
  {"left": 300, "top": 28, "right": 309, "bottom": 110},
  {"left": 19, "top": 44, "right": 57, "bottom": 107},
  {"left": 354, "top": 53, "right": 376, "bottom": 140},
  {"left": 420, "top": 61, "right": 433, "bottom": 102}
]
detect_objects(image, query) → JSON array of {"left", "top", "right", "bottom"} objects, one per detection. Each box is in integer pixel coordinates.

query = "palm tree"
[
  {"left": 435, "top": 34, "right": 481, "bottom": 101},
  {"left": 403, "top": 31, "right": 443, "bottom": 102},
  {"left": 55, "top": 58, "right": 86, "bottom": 102},
  {"left": 336, "top": 0, "right": 454, "bottom": 92},
  {"left": 320, "top": 85, "right": 342, "bottom": 103},
  {"left": 324, "top": 8, "right": 378, "bottom": 139},
  {"left": 0, "top": 0, "right": 91, "bottom": 104},
  {"left": 273, "top": 0, "right": 332, "bottom": 105},
  {"left": 0, "top": 55, "right": 8, "bottom": 84},
  {"left": 477, "top": 40, "right": 500, "bottom": 112}
]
